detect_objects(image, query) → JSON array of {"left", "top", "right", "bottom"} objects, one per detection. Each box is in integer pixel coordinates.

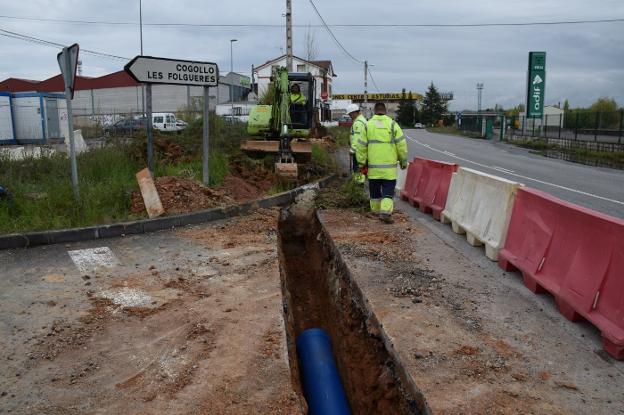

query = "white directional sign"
[{"left": 124, "top": 56, "right": 219, "bottom": 86}]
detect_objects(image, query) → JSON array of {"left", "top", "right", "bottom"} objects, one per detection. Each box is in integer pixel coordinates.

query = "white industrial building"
[{"left": 520, "top": 105, "right": 565, "bottom": 128}]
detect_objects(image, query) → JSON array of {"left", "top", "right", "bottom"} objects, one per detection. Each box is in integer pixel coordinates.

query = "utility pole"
[
  {"left": 364, "top": 60, "right": 368, "bottom": 117},
  {"left": 476, "top": 83, "right": 484, "bottom": 113},
  {"left": 286, "top": 0, "right": 293, "bottom": 71}
]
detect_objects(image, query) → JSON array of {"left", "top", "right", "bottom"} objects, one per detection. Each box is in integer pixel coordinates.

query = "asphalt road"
[{"left": 404, "top": 129, "right": 624, "bottom": 219}]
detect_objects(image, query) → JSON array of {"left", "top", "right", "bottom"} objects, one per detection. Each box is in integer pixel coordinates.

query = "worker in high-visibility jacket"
[
  {"left": 346, "top": 103, "right": 367, "bottom": 184},
  {"left": 356, "top": 102, "right": 408, "bottom": 223},
  {"left": 290, "top": 83, "right": 307, "bottom": 106}
]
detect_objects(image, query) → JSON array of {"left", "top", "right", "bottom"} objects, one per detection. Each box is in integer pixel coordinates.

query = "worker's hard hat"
[{"left": 346, "top": 104, "right": 360, "bottom": 114}]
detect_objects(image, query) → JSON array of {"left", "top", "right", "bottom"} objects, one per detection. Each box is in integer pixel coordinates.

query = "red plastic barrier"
[
  {"left": 399, "top": 158, "right": 425, "bottom": 202},
  {"left": 499, "top": 187, "right": 624, "bottom": 359},
  {"left": 410, "top": 159, "right": 458, "bottom": 220}
]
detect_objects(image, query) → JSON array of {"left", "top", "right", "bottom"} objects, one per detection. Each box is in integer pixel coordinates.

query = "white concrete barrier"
[
  {"left": 441, "top": 167, "right": 522, "bottom": 260},
  {"left": 395, "top": 167, "right": 407, "bottom": 192}
]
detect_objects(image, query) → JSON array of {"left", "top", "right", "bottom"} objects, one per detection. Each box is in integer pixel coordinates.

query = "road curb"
[{"left": 0, "top": 175, "right": 334, "bottom": 250}]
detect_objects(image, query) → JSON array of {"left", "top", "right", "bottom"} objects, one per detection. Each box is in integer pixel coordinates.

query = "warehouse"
[{"left": 0, "top": 70, "right": 251, "bottom": 116}]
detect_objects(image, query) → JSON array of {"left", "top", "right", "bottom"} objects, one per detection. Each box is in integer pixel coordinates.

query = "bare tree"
[{"left": 303, "top": 23, "right": 318, "bottom": 61}]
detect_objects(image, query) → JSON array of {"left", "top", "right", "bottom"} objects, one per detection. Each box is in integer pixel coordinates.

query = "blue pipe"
[{"left": 296, "top": 328, "right": 351, "bottom": 415}]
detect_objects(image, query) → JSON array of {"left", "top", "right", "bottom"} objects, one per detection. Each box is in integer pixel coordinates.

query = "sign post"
[
  {"left": 526, "top": 51, "right": 546, "bottom": 119},
  {"left": 124, "top": 56, "right": 218, "bottom": 183},
  {"left": 57, "top": 43, "right": 80, "bottom": 200}
]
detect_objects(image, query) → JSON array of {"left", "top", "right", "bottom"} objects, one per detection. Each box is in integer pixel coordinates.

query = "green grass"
[
  {"left": 0, "top": 145, "right": 142, "bottom": 234},
  {"left": 327, "top": 126, "right": 350, "bottom": 148},
  {"left": 511, "top": 139, "right": 556, "bottom": 151},
  {"left": 311, "top": 143, "right": 337, "bottom": 174}
]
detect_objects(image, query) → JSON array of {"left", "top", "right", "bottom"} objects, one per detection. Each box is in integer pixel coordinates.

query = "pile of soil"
[
  {"left": 217, "top": 175, "right": 266, "bottom": 202},
  {"left": 131, "top": 176, "right": 234, "bottom": 215}
]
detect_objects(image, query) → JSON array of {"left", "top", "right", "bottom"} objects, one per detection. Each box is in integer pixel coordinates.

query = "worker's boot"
[{"left": 379, "top": 214, "right": 394, "bottom": 224}]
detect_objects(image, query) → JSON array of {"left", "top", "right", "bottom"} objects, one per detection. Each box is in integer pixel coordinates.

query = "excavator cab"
[{"left": 243, "top": 68, "right": 317, "bottom": 180}]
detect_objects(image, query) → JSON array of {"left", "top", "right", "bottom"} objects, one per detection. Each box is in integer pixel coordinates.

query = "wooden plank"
[{"left": 135, "top": 168, "right": 164, "bottom": 218}]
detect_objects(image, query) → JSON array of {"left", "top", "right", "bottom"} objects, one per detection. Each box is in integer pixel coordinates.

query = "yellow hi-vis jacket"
[
  {"left": 290, "top": 92, "right": 306, "bottom": 106},
  {"left": 350, "top": 114, "right": 367, "bottom": 152},
  {"left": 356, "top": 114, "right": 407, "bottom": 180}
]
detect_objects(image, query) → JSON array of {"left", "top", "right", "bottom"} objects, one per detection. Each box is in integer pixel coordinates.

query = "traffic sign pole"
[
  {"left": 145, "top": 84, "right": 154, "bottom": 174},
  {"left": 57, "top": 44, "right": 80, "bottom": 200},
  {"left": 203, "top": 86, "right": 210, "bottom": 185}
]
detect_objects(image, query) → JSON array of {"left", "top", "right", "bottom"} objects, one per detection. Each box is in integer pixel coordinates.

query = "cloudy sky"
[{"left": 1, "top": 0, "right": 623, "bottom": 110}]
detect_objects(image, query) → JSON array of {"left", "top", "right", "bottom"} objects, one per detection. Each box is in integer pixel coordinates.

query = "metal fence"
[{"left": 507, "top": 111, "right": 624, "bottom": 144}]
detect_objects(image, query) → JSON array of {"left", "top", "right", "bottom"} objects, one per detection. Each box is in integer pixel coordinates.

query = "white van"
[{"left": 152, "top": 113, "right": 183, "bottom": 132}]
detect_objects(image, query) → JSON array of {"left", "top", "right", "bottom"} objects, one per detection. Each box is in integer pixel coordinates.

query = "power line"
[
  {"left": 367, "top": 69, "right": 380, "bottom": 92},
  {"left": 307, "top": 0, "right": 362, "bottom": 64},
  {"left": 0, "top": 28, "right": 129, "bottom": 60},
  {"left": 0, "top": 14, "right": 623, "bottom": 28}
]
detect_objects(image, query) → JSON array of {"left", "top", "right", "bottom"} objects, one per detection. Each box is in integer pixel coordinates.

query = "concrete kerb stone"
[{"left": 0, "top": 175, "right": 334, "bottom": 250}]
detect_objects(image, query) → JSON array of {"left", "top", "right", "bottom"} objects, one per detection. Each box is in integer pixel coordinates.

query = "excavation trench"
[{"left": 278, "top": 200, "right": 430, "bottom": 414}]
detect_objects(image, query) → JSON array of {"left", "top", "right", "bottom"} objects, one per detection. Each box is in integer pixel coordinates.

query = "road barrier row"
[
  {"left": 396, "top": 157, "right": 624, "bottom": 359},
  {"left": 498, "top": 187, "right": 624, "bottom": 359}
]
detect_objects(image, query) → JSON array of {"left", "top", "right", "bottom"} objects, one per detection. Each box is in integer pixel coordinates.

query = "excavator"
[{"left": 242, "top": 66, "right": 317, "bottom": 179}]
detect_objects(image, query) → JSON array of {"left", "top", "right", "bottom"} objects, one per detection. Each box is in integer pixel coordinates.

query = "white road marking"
[
  {"left": 68, "top": 247, "right": 120, "bottom": 274},
  {"left": 407, "top": 135, "right": 624, "bottom": 207},
  {"left": 492, "top": 166, "right": 515, "bottom": 174},
  {"left": 443, "top": 151, "right": 456, "bottom": 156}
]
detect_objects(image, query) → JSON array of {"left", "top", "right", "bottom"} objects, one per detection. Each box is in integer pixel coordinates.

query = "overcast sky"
[{"left": 1, "top": 0, "right": 623, "bottom": 110}]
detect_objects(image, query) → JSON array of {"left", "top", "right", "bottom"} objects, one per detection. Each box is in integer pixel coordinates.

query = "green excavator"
[{"left": 242, "top": 66, "right": 317, "bottom": 179}]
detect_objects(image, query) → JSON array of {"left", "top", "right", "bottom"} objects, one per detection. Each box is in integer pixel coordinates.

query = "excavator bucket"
[{"left": 275, "top": 162, "right": 298, "bottom": 180}]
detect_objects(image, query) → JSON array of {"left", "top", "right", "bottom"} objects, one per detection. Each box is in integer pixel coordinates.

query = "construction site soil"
[
  {"left": 1, "top": 189, "right": 623, "bottom": 414},
  {"left": 130, "top": 160, "right": 277, "bottom": 215}
]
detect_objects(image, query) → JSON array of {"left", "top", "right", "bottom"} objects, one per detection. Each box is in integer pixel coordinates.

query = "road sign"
[
  {"left": 526, "top": 51, "right": 546, "bottom": 118},
  {"left": 124, "top": 56, "right": 219, "bottom": 86},
  {"left": 57, "top": 43, "right": 79, "bottom": 99}
]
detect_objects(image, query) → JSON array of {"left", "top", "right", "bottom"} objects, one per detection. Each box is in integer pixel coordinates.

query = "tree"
[
  {"left": 421, "top": 82, "right": 447, "bottom": 125},
  {"left": 590, "top": 97, "right": 619, "bottom": 128},
  {"left": 397, "top": 89, "right": 417, "bottom": 127},
  {"left": 303, "top": 23, "right": 318, "bottom": 61},
  {"left": 563, "top": 99, "right": 570, "bottom": 112}
]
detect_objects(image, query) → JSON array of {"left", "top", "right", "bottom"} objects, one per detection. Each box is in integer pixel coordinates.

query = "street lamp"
[{"left": 230, "top": 39, "right": 238, "bottom": 120}]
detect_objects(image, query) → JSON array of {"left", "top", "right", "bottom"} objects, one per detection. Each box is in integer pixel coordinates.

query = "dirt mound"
[
  {"left": 131, "top": 176, "right": 234, "bottom": 215},
  {"left": 218, "top": 175, "right": 266, "bottom": 202}
]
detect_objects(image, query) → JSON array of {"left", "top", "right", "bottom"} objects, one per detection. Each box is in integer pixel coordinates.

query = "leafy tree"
[
  {"left": 397, "top": 88, "right": 417, "bottom": 127},
  {"left": 590, "top": 97, "right": 619, "bottom": 128},
  {"left": 421, "top": 82, "right": 447, "bottom": 125},
  {"left": 563, "top": 99, "right": 570, "bottom": 112}
]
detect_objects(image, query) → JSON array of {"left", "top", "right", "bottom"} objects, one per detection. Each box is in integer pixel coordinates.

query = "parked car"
[
  {"left": 337, "top": 115, "right": 353, "bottom": 127},
  {"left": 414, "top": 123, "right": 424, "bottom": 129},
  {"left": 103, "top": 118, "right": 145, "bottom": 137}
]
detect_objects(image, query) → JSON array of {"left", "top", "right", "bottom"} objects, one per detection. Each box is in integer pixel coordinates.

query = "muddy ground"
[
  {"left": 320, "top": 209, "right": 624, "bottom": 414},
  {"left": 1, "top": 189, "right": 623, "bottom": 414},
  {"left": 0, "top": 209, "right": 302, "bottom": 414}
]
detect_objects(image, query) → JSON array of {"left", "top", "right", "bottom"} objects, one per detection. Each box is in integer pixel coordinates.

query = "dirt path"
[
  {"left": 0, "top": 209, "right": 302, "bottom": 415},
  {"left": 319, "top": 209, "right": 624, "bottom": 415}
]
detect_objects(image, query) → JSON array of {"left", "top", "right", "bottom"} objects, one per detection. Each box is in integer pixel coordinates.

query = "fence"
[{"left": 507, "top": 111, "right": 624, "bottom": 144}]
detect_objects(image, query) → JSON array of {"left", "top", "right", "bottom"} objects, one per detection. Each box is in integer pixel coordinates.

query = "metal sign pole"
[
  {"left": 64, "top": 49, "right": 79, "bottom": 200},
  {"left": 145, "top": 84, "right": 154, "bottom": 174},
  {"left": 203, "top": 86, "right": 210, "bottom": 185}
]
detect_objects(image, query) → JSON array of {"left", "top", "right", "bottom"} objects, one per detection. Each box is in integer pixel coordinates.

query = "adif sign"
[{"left": 526, "top": 52, "right": 546, "bottom": 118}]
